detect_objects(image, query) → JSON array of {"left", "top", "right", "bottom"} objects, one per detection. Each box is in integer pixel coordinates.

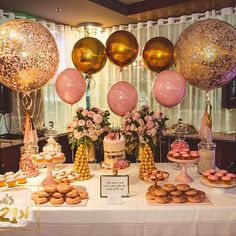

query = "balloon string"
[
  {"left": 22, "top": 93, "right": 32, "bottom": 111},
  {"left": 205, "top": 92, "right": 212, "bottom": 129}
]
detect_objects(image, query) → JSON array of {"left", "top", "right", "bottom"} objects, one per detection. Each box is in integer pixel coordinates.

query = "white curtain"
[{"left": 90, "top": 7, "right": 236, "bottom": 132}]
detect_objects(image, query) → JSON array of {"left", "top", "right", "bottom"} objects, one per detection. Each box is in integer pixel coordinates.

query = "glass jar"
[
  {"left": 198, "top": 141, "right": 216, "bottom": 174},
  {"left": 19, "top": 144, "right": 39, "bottom": 177}
]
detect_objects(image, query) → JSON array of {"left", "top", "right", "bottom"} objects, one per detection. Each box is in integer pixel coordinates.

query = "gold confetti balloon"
[
  {"left": 143, "top": 37, "right": 174, "bottom": 73},
  {"left": 72, "top": 37, "right": 107, "bottom": 75},
  {"left": 0, "top": 19, "right": 59, "bottom": 93},
  {"left": 174, "top": 19, "right": 236, "bottom": 91}
]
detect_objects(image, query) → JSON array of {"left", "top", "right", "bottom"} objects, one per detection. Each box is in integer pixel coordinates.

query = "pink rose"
[
  {"left": 66, "top": 123, "right": 74, "bottom": 132},
  {"left": 132, "top": 112, "right": 141, "bottom": 121},
  {"left": 72, "top": 121, "right": 78, "bottom": 128},
  {"left": 150, "top": 128, "right": 157, "bottom": 136},
  {"left": 93, "top": 114, "right": 103, "bottom": 124},
  {"left": 154, "top": 111, "right": 163, "bottom": 119},
  {"left": 74, "top": 131, "right": 83, "bottom": 140},
  {"left": 144, "top": 115, "right": 153, "bottom": 122},
  {"left": 88, "top": 127, "right": 95, "bottom": 134},
  {"left": 130, "top": 124, "right": 136, "bottom": 131},
  {"left": 82, "top": 110, "right": 88, "bottom": 116},
  {"left": 86, "top": 119, "right": 93, "bottom": 127},
  {"left": 78, "top": 120, "right": 85, "bottom": 126},
  {"left": 138, "top": 119, "right": 145, "bottom": 126},
  {"left": 146, "top": 121, "right": 154, "bottom": 129},
  {"left": 88, "top": 111, "right": 95, "bottom": 118},
  {"left": 146, "top": 130, "right": 152, "bottom": 136}
]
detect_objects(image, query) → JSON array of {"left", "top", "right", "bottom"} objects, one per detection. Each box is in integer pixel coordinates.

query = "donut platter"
[
  {"left": 140, "top": 170, "right": 169, "bottom": 183},
  {"left": 31, "top": 183, "right": 89, "bottom": 207},
  {"left": 145, "top": 183, "right": 211, "bottom": 205}
]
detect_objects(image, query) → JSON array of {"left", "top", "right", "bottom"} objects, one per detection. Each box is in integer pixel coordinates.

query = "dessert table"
[{"left": 1, "top": 163, "right": 236, "bottom": 236}]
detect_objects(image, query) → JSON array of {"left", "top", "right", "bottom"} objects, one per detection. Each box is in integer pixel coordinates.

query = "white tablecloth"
[{"left": 1, "top": 163, "right": 236, "bottom": 236}]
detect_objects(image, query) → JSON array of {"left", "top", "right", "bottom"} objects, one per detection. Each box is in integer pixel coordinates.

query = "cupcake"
[
  {"left": 183, "top": 148, "right": 190, "bottom": 152},
  {"left": 207, "top": 175, "right": 219, "bottom": 184},
  {"left": 190, "top": 151, "right": 199, "bottom": 159},
  {"left": 182, "top": 153, "right": 191, "bottom": 160},
  {"left": 4, "top": 171, "right": 14, "bottom": 177},
  {"left": 221, "top": 176, "right": 232, "bottom": 185},
  {"left": 0, "top": 177, "right": 6, "bottom": 187},
  {"left": 207, "top": 169, "right": 216, "bottom": 175},
  {"left": 202, "top": 171, "right": 210, "bottom": 180},
  {"left": 45, "top": 155, "right": 53, "bottom": 163},
  {"left": 215, "top": 172, "right": 224, "bottom": 178},
  {"left": 226, "top": 173, "right": 236, "bottom": 181},
  {"left": 55, "top": 152, "right": 64, "bottom": 162},
  {"left": 6, "top": 178, "right": 17, "bottom": 187},
  {"left": 173, "top": 153, "right": 180, "bottom": 159},
  {"left": 219, "top": 169, "right": 228, "bottom": 175},
  {"left": 168, "top": 151, "right": 174, "bottom": 157},
  {"left": 35, "top": 155, "right": 45, "bottom": 163},
  {"left": 17, "top": 175, "right": 27, "bottom": 184}
]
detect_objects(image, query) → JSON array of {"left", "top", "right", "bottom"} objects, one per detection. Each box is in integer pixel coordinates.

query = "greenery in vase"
[
  {"left": 123, "top": 105, "right": 169, "bottom": 153},
  {"left": 66, "top": 107, "right": 110, "bottom": 150}
]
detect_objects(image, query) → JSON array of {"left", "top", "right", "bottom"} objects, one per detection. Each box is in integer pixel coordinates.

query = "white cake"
[{"left": 102, "top": 133, "right": 126, "bottom": 168}]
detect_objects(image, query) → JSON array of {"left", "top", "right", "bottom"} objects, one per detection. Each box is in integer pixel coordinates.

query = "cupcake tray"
[{"left": 200, "top": 177, "right": 236, "bottom": 189}]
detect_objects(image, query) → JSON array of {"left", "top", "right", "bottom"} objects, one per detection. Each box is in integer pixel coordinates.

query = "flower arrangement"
[
  {"left": 66, "top": 107, "right": 110, "bottom": 149},
  {"left": 123, "top": 105, "right": 168, "bottom": 153}
]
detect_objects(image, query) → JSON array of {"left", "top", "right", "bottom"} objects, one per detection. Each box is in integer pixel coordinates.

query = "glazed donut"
[
  {"left": 31, "top": 192, "right": 38, "bottom": 200},
  {"left": 44, "top": 184, "right": 57, "bottom": 194},
  {"left": 162, "top": 184, "right": 176, "bottom": 192},
  {"left": 65, "top": 196, "right": 81, "bottom": 205},
  {"left": 52, "top": 192, "right": 64, "bottom": 199},
  {"left": 33, "top": 196, "right": 48, "bottom": 205},
  {"left": 66, "top": 190, "right": 79, "bottom": 198},
  {"left": 37, "top": 190, "right": 50, "bottom": 198},
  {"left": 172, "top": 195, "right": 187, "bottom": 203},
  {"left": 78, "top": 191, "right": 88, "bottom": 199},
  {"left": 50, "top": 197, "right": 64, "bottom": 205},
  {"left": 57, "top": 183, "right": 72, "bottom": 194},
  {"left": 155, "top": 196, "right": 169, "bottom": 204},
  {"left": 176, "top": 184, "right": 190, "bottom": 192},
  {"left": 197, "top": 190, "right": 206, "bottom": 199},
  {"left": 170, "top": 190, "right": 182, "bottom": 197},
  {"left": 185, "top": 189, "right": 198, "bottom": 196},
  {"left": 146, "top": 191, "right": 156, "bottom": 200},
  {"left": 154, "top": 188, "right": 167, "bottom": 197},
  {"left": 187, "top": 194, "right": 202, "bottom": 203}
]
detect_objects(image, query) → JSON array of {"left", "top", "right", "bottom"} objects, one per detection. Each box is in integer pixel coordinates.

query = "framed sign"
[{"left": 100, "top": 175, "right": 129, "bottom": 198}]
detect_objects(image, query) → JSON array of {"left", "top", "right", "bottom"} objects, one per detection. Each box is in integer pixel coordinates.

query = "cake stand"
[
  {"left": 33, "top": 158, "right": 65, "bottom": 186},
  {"left": 167, "top": 155, "right": 199, "bottom": 183},
  {"left": 200, "top": 177, "right": 236, "bottom": 194}
]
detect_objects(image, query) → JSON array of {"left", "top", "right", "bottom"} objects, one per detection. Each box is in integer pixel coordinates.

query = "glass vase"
[
  {"left": 73, "top": 142, "right": 92, "bottom": 180},
  {"left": 139, "top": 143, "right": 157, "bottom": 180},
  {"left": 19, "top": 144, "right": 39, "bottom": 177},
  {"left": 198, "top": 141, "right": 216, "bottom": 174}
]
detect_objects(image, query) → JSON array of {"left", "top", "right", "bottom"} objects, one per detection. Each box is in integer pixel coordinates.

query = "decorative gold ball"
[
  {"left": 174, "top": 19, "right": 236, "bottom": 91},
  {"left": 0, "top": 19, "right": 59, "bottom": 93}
]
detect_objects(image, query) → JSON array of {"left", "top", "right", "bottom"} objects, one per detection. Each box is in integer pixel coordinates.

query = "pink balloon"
[
  {"left": 55, "top": 68, "right": 86, "bottom": 105},
  {"left": 107, "top": 81, "right": 138, "bottom": 116},
  {"left": 153, "top": 70, "right": 186, "bottom": 108}
]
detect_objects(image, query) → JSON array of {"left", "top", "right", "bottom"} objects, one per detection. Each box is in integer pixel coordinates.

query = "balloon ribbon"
[
  {"left": 199, "top": 95, "right": 213, "bottom": 142},
  {"left": 22, "top": 94, "right": 38, "bottom": 145}
]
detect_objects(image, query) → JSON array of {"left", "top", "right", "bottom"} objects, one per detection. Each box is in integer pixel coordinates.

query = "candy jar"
[
  {"left": 19, "top": 144, "right": 39, "bottom": 177},
  {"left": 198, "top": 141, "right": 216, "bottom": 174}
]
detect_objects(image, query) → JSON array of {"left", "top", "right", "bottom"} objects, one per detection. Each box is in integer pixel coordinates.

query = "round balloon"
[
  {"left": 55, "top": 68, "right": 86, "bottom": 105},
  {"left": 175, "top": 19, "right": 236, "bottom": 91},
  {"left": 153, "top": 70, "right": 186, "bottom": 108},
  {"left": 143, "top": 37, "right": 174, "bottom": 73},
  {"left": 72, "top": 37, "right": 107, "bottom": 75},
  {"left": 0, "top": 19, "right": 59, "bottom": 93},
  {"left": 106, "top": 30, "right": 138, "bottom": 68},
  {"left": 107, "top": 81, "right": 138, "bottom": 116}
]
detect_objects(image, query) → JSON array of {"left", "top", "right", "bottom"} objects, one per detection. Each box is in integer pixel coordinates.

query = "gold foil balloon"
[
  {"left": 143, "top": 37, "right": 174, "bottom": 73},
  {"left": 72, "top": 37, "right": 107, "bottom": 75},
  {"left": 106, "top": 30, "right": 138, "bottom": 68},
  {"left": 175, "top": 19, "right": 236, "bottom": 91},
  {"left": 0, "top": 19, "right": 59, "bottom": 93}
]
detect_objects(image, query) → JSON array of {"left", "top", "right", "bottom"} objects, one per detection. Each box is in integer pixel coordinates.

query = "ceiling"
[{"left": 0, "top": 0, "right": 236, "bottom": 28}]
